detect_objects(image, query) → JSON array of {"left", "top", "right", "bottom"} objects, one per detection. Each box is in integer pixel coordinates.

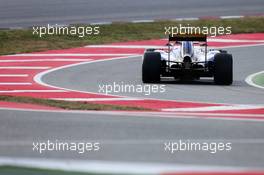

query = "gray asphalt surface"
[
  {"left": 0, "top": 45, "right": 261, "bottom": 169},
  {"left": 1, "top": 0, "right": 264, "bottom": 28},
  {"left": 1, "top": 0, "right": 264, "bottom": 169},
  {"left": 43, "top": 45, "right": 264, "bottom": 105},
  {"left": 0, "top": 109, "right": 264, "bottom": 168}
]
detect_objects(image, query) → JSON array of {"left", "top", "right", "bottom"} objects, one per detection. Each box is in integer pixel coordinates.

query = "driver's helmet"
[{"left": 180, "top": 41, "right": 194, "bottom": 58}]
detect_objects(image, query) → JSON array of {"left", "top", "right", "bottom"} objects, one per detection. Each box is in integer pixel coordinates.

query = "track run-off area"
[{"left": 0, "top": 33, "right": 263, "bottom": 120}]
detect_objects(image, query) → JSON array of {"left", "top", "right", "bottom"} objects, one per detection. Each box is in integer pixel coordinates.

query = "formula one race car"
[{"left": 142, "top": 34, "right": 233, "bottom": 85}]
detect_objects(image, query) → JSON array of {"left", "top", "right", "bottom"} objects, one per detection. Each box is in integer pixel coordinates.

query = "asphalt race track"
[
  {"left": 0, "top": 109, "right": 264, "bottom": 168},
  {"left": 0, "top": 45, "right": 263, "bottom": 169},
  {"left": 43, "top": 45, "right": 264, "bottom": 104},
  {"left": 1, "top": 0, "right": 264, "bottom": 172},
  {"left": 1, "top": 0, "right": 264, "bottom": 28}
]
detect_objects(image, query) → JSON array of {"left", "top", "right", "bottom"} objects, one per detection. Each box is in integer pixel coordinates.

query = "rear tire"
[
  {"left": 142, "top": 52, "right": 161, "bottom": 83},
  {"left": 214, "top": 53, "right": 233, "bottom": 85}
]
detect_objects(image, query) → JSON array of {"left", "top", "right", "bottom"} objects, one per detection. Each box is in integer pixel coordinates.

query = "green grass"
[
  {"left": 0, "top": 166, "right": 121, "bottom": 175},
  {"left": 0, "top": 17, "right": 264, "bottom": 55},
  {"left": 0, "top": 95, "right": 150, "bottom": 111},
  {"left": 253, "top": 72, "right": 264, "bottom": 87}
]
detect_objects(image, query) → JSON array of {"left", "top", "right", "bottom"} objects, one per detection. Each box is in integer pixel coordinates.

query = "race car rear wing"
[
  {"left": 167, "top": 34, "right": 208, "bottom": 70},
  {"left": 169, "top": 34, "right": 207, "bottom": 42}
]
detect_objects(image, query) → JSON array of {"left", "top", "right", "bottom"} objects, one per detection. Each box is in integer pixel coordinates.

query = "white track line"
[
  {"left": 139, "top": 111, "right": 264, "bottom": 119},
  {"left": 245, "top": 70, "right": 264, "bottom": 89},
  {"left": 132, "top": 19, "right": 155, "bottom": 23},
  {"left": 0, "top": 59, "right": 92, "bottom": 62},
  {"left": 0, "top": 90, "right": 67, "bottom": 93},
  {"left": 162, "top": 105, "right": 264, "bottom": 112},
  {"left": 90, "top": 22, "right": 112, "bottom": 25},
  {"left": 85, "top": 41, "right": 264, "bottom": 49},
  {"left": 220, "top": 15, "right": 244, "bottom": 19},
  {"left": 0, "top": 66, "right": 50, "bottom": 69},
  {"left": 174, "top": 17, "right": 199, "bottom": 21},
  {"left": 11, "top": 53, "right": 137, "bottom": 57},
  {"left": 52, "top": 97, "right": 142, "bottom": 101},
  {"left": 0, "top": 156, "right": 252, "bottom": 175},
  {"left": 219, "top": 43, "right": 264, "bottom": 49},
  {"left": 85, "top": 45, "right": 167, "bottom": 49},
  {"left": 0, "top": 82, "right": 32, "bottom": 85},
  {"left": 0, "top": 74, "right": 28, "bottom": 77},
  {"left": 208, "top": 38, "right": 264, "bottom": 42},
  {"left": 86, "top": 15, "right": 247, "bottom": 26},
  {"left": 0, "top": 106, "right": 263, "bottom": 122}
]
